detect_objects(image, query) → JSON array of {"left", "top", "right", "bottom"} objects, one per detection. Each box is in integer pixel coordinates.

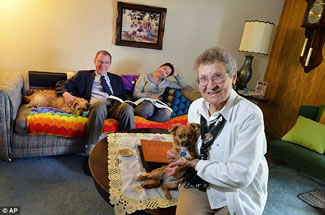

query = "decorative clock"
[{"left": 300, "top": 0, "right": 325, "bottom": 73}]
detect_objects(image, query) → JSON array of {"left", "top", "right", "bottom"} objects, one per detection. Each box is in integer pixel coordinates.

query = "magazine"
[
  {"left": 133, "top": 98, "right": 173, "bottom": 113},
  {"left": 107, "top": 96, "right": 173, "bottom": 113}
]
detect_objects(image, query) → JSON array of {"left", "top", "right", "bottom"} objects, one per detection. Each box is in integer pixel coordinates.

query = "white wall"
[{"left": 0, "top": 0, "right": 284, "bottom": 89}]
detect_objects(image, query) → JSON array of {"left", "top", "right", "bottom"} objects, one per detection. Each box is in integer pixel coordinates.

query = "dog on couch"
[
  {"left": 24, "top": 91, "right": 90, "bottom": 116},
  {"left": 136, "top": 123, "right": 200, "bottom": 199}
]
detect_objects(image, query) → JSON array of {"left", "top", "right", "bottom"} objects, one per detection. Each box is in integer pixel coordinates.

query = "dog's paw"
[
  {"left": 135, "top": 185, "right": 143, "bottom": 190},
  {"left": 165, "top": 193, "right": 173, "bottom": 199},
  {"left": 136, "top": 175, "right": 146, "bottom": 181}
]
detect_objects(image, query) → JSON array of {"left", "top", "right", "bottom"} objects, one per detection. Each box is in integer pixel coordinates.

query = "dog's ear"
[
  {"left": 168, "top": 123, "right": 181, "bottom": 135},
  {"left": 22, "top": 95, "right": 31, "bottom": 103},
  {"left": 190, "top": 123, "right": 201, "bottom": 136},
  {"left": 190, "top": 123, "right": 200, "bottom": 131},
  {"left": 73, "top": 102, "right": 79, "bottom": 109}
]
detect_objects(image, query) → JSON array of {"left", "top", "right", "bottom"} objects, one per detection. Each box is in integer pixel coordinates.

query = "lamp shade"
[{"left": 239, "top": 20, "right": 274, "bottom": 55}]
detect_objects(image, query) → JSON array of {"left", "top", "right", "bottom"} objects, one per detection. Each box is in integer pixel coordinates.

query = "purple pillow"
[{"left": 121, "top": 74, "right": 139, "bottom": 94}]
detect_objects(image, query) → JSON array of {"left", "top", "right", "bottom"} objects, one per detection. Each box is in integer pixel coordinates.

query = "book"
[
  {"left": 108, "top": 96, "right": 173, "bottom": 113},
  {"left": 140, "top": 139, "right": 173, "bottom": 163},
  {"left": 137, "top": 145, "right": 167, "bottom": 172},
  {"left": 107, "top": 95, "right": 137, "bottom": 106}
]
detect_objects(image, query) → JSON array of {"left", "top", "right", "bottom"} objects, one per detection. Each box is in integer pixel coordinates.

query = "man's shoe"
[{"left": 83, "top": 156, "right": 91, "bottom": 176}]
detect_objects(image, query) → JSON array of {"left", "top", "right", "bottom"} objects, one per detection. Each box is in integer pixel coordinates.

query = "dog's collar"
[
  {"left": 179, "top": 147, "right": 193, "bottom": 160},
  {"left": 180, "top": 150, "right": 187, "bottom": 158}
]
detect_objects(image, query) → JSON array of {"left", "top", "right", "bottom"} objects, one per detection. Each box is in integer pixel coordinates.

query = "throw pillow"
[
  {"left": 319, "top": 111, "right": 325, "bottom": 125},
  {"left": 281, "top": 116, "right": 325, "bottom": 154},
  {"left": 121, "top": 74, "right": 139, "bottom": 94}
]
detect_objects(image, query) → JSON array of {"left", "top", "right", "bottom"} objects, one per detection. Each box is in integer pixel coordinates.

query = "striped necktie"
[{"left": 100, "top": 75, "right": 113, "bottom": 95}]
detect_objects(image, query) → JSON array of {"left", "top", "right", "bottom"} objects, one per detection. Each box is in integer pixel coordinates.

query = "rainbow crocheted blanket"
[{"left": 27, "top": 107, "right": 188, "bottom": 138}]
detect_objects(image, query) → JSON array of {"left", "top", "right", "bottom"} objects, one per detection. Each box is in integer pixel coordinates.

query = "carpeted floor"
[
  {"left": 264, "top": 162, "right": 324, "bottom": 215},
  {"left": 0, "top": 155, "right": 114, "bottom": 215},
  {"left": 0, "top": 155, "right": 324, "bottom": 215}
]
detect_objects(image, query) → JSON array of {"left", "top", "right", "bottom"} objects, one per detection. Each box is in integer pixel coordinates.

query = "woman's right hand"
[
  {"left": 166, "top": 159, "right": 190, "bottom": 177},
  {"left": 62, "top": 92, "right": 76, "bottom": 107},
  {"left": 167, "top": 149, "right": 177, "bottom": 162}
]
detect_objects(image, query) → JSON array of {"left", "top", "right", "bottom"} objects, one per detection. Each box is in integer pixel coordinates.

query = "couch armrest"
[
  {"left": 0, "top": 72, "right": 24, "bottom": 160},
  {"left": 0, "top": 72, "right": 24, "bottom": 120},
  {"left": 298, "top": 105, "right": 319, "bottom": 121}
]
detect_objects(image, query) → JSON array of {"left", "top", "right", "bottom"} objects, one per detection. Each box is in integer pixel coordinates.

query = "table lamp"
[{"left": 236, "top": 20, "right": 274, "bottom": 90}]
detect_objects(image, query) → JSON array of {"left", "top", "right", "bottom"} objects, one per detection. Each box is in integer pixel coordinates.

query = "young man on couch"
[{"left": 56, "top": 50, "right": 135, "bottom": 175}]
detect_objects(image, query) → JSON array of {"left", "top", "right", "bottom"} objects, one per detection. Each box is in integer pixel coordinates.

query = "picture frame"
[
  {"left": 115, "top": 2, "right": 167, "bottom": 50},
  {"left": 255, "top": 81, "right": 268, "bottom": 96}
]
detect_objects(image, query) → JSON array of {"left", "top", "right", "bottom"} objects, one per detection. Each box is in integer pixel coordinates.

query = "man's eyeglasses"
[
  {"left": 96, "top": 60, "right": 111, "bottom": 65},
  {"left": 198, "top": 73, "right": 227, "bottom": 86}
]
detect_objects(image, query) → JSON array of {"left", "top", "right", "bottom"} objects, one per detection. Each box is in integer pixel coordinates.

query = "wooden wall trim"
[{"left": 261, "top": 0, "right": 325, "bottom": 140}]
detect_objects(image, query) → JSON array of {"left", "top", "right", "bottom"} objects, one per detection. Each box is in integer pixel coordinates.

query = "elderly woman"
[
  {"left": 133, "top": 63, "right": 186, "bottom": 122},
  {"left": 168, "top": 47, "right": 268, "bottom": 215}
]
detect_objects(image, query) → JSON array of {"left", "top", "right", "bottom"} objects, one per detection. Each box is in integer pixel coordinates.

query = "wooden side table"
[
  {"left": 89, "top": 128, "right": 176, "bottom": 215},
  {"left": 237, "top": 90, "right": 268, "bottom": 103}
]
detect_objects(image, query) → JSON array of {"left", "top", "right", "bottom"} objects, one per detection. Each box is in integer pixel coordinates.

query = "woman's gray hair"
[{"left": 194, "top": 47, "right": 237, "bottom": 76}]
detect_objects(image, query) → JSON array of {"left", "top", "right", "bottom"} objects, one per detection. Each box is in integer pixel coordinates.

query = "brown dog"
[
  {"left": 24, "top": 91, "right": 90, "bottom": 116},
  {"left": 136, "top": 123, "right": 200, "bottom": 199}
]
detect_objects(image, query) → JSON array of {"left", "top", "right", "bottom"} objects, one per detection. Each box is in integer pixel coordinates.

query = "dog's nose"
[{"left": 181, "top": 141, "right": 190, "bottom": 147}]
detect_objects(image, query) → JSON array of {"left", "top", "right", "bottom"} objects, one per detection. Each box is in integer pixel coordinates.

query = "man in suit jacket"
[{"left": 56, "top": 50, "right": 135, "bottom": 175}]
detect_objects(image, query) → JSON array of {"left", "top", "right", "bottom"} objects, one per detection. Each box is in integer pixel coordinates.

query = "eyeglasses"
[
  {"left": 96, "top": 60, "right": 111, "bottom": 65},
  {"left": 198, "top": 73, "right": 228, "bottom": 86}
]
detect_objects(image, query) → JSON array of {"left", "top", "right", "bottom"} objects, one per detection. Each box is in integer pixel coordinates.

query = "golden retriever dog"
[
  {"left": 24, "top": 91, "right": 90, "bottom": 116},
  {"left": 136, "top": 123, "right": 200, "bottom": 199}
]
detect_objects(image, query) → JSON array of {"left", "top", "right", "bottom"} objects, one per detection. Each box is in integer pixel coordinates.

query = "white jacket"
[{"left": 188, "top": 89, "right": 268, "bottom": 215}]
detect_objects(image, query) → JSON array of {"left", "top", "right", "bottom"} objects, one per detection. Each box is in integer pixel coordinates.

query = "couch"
[
  {"left": 0, "top": 71, "right": 201, "bottom": 161},
  {"left": 270, "top": 105, "right": 325, "bottom": 182}
]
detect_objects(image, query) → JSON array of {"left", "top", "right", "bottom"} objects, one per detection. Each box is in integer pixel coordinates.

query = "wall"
[
  {"left": 0, "top": 0, "right": 284, "bottom": 89},
  {"left": 260, "top": 0, "right": 325, "bottom": 140}
]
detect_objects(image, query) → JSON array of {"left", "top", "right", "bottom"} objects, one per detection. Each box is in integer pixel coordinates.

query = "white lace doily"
[{"left": 107, "top": 132, "right": 178, "bottom": 215}]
